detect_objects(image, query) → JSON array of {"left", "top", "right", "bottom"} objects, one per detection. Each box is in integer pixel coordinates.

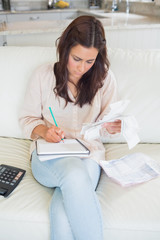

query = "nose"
[{"left": 78, "top": 62, "right": 85, "bottom": 73}]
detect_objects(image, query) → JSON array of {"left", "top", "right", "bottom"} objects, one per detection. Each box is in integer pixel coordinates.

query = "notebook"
[{"left": 36, "top": 138, "right": 90, "bottom": 161}]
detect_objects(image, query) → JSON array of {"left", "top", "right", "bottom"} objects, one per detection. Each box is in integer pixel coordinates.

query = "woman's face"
[{"left": 67, "top": 44, "right": 98, "bottom": 83}]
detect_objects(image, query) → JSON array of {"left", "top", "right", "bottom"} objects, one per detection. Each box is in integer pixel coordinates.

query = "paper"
[
  {"left": 100, "top": 153, "right": 160, "bottom": 187},
  {"left": 80, "top": 100, "right": 140, "bottom": 149},
  {"left": 36, "top": 138, "right": 90, "bottom": 159},
  {"left": 121, "top": 116, "right": 140, "bottom": 149},
  {"left": 38, "top": 153, "right": 90, "bottom": 161}
]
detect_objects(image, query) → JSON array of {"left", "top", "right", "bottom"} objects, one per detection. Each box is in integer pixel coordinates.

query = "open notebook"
[{"left": 36, "top": 139, "right": 90, "bottom": 161}]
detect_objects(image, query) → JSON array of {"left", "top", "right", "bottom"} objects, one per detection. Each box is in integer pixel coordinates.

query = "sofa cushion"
[
  {"left": 0, "top": 137, "right": 51, "bottom": 240},
  {"left": 0, "top": 46, "right": 56, "bottom": 139},
  {"left": 101, "top": 143, "right": 160, "bottom": 240},
  {"left": 0, "top": 137, "right": 160, "bottom": 240},
  {"left": 108, "top": 48, "right": 160, "bottom": 143},
  {"left": 0, "top": 47, "right": 160, "bottom": 143}
]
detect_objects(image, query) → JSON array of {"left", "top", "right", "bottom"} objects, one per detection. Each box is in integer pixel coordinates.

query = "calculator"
[{"left": 0, "top": 164, "right": 26, "bottom": 197}]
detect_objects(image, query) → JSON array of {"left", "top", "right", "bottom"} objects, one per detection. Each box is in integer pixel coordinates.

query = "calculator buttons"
[
  {"left": 0, "top": 164, "right": 26, "bottom": 197},
  {"left": 0, "top": 187, "right": 7, "bottom": 195}
]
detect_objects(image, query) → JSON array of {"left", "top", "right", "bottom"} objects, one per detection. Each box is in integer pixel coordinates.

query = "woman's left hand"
[{"left": 102, "top": 119, "right": 121, "bottom": 134}]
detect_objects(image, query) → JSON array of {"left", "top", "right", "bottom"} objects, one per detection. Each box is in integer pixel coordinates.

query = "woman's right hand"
[
  {"left": 32, "top": 124, "right": 65, "bottom": 143},
  {"left": 43, "top": 125, "right": 65, "bottom": 142}
]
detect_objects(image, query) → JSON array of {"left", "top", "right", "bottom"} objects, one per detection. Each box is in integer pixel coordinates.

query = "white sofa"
[{"left": 0, "top": 46, "right": 160, "bottom": 240}]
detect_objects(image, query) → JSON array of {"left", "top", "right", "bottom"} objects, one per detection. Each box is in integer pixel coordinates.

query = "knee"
[{"left": 60, "top": 157, "right": 91, "bottom": 187}]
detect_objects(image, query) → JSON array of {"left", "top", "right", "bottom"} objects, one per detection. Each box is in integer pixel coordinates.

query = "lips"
[{"left": 74, "top": 72, "right": 83, "bottom": 76}]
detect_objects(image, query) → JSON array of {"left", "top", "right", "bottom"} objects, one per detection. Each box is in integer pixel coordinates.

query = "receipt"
[
  {"left": 121, "top": 116, "right": 140, "bottom": 149},
  {"left": 81, "top": 100, "right": 140, "bottom": 149}
]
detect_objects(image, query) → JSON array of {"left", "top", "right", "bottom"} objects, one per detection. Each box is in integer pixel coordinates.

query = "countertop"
[
  {"left": 0, "top": 8, "right": 78, "bottom": 14},
  {"left": 0, "top": 9, "right": 160, "bottom": 36}
]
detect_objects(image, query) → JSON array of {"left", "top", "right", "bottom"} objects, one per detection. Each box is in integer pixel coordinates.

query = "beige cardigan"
[{"left": 19, "top": 63, "right": 118, "bottom": 163}]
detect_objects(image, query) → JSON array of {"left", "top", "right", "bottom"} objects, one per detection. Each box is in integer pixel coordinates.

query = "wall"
[
  {"left": 5, "top": 26, "right": 160, "bottom": 49},
  {"left": 2, "top": 0, "right": 160, "bottom": 14}
]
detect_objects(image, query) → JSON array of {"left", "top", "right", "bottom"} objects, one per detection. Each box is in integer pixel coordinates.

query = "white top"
[{"left": 19, "top": 63, "right": 118, "bottom": 163}]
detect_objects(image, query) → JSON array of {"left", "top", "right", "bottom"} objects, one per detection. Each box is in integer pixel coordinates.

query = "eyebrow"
[{"left": 73, "top": 55, "right": 96, "bottom": 61}]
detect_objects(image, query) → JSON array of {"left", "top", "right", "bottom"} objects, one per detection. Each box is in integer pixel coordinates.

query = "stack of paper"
[
  {"left": 36, "top": 138, "right": 90, "bottom": 161},
  {"left": 100, "top": 153, "right": 160, "bottom": 187}
]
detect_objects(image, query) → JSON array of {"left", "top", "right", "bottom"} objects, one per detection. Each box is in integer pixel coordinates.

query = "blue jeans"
[{"left": 31, "top": 150, "right": 103, "bottom": 240}]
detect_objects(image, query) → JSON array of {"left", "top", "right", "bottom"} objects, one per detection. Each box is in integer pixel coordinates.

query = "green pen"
[{"left": 49, "top": 107, "right": 64, "bottom": 142}]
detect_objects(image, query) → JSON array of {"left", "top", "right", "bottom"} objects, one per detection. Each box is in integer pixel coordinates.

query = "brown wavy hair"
[{"left": 54, "top": 15, "right": 110, "bottom": 107}]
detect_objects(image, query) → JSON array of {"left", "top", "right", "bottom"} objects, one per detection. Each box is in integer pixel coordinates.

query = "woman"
[{"left": 19, "top": 15, "right": 121, "bottom": 240}]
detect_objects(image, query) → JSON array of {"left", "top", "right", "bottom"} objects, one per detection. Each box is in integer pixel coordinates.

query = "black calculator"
[{"left": 0, "top": 164, "right": 26, "bottom": 197}]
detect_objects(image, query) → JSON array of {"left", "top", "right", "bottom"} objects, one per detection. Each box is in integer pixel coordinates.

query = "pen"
[{"left": 49, "top": 107, "right": 64, "bottom": 142}]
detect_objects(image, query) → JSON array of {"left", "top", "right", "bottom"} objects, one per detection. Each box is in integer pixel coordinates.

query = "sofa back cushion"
[
  {"left": 0, "top": 46, "right": 159, "bottom": 143},
  {"left": 0, "top": 46, "right": 56, "bottom": 139},
  {"left": 109, "top": 48, "right": 160, "bottom": 143}
]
